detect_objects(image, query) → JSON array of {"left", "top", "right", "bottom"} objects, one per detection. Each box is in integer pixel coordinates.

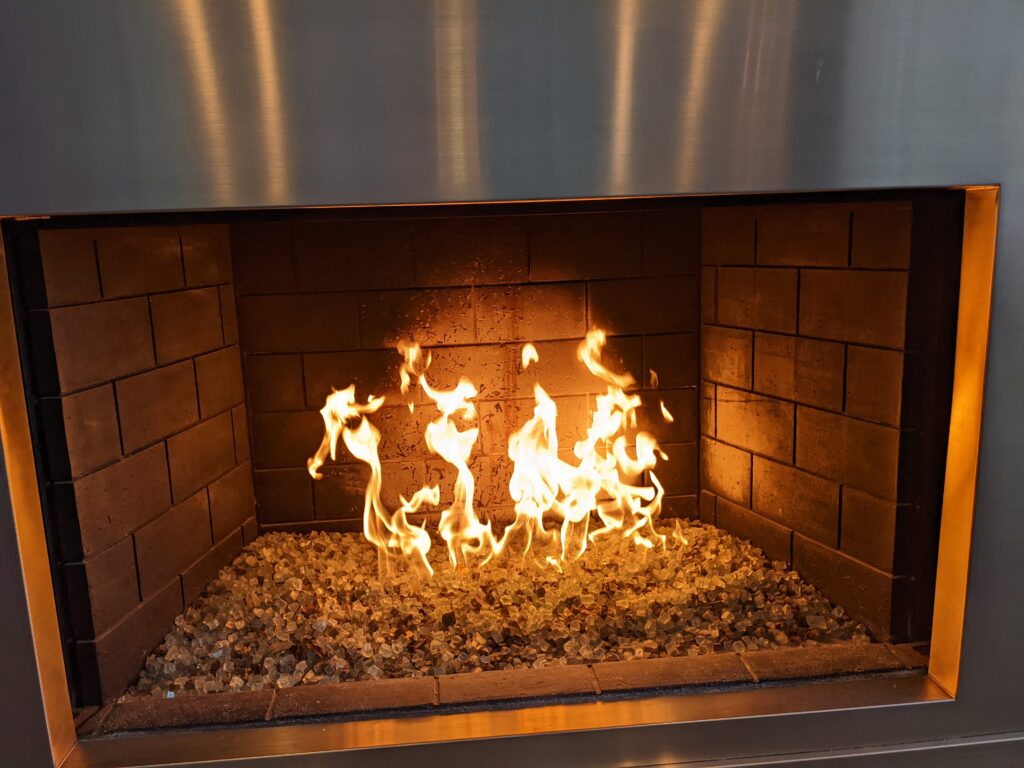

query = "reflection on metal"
[
  {"left": 65, "top": 675, "right": 949, "bottom": 768},
  {"left": 434, "top": 0, "right": 481, "bottom": 199},
  {"left": 929, "top": 186, "right": 999, "bottom": 697},
  {"left": 176, "top": 0, "right": 234, "bottom": 206},
  {"left": 609, "top": 0, "right": 638, "bottom": 191},
  {"left": 248, "top": 0, "right": 290, "bottom": 204},
  {"left": 677, "top": 0, "right": 724, "bottom": 188},
  {"left": 0, "top": 241, "right": 75, "bottom": 766}
]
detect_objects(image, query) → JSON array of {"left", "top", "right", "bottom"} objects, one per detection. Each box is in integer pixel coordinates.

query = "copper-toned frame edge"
[
  {"left": 0, "top": 233, "right": 77, "bottom": 764},
  {"left": 927, "top": 185, "right": 1000, "bottom": 696}
]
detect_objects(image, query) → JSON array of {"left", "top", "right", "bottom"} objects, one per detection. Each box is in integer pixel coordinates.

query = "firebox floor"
[{"left": 127, "top": 520, "right": 872, "bottom": 701}]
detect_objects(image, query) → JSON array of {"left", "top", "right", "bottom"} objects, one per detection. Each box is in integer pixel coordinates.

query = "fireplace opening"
[{"left": 2, "top": 190, "right": 963, "bottom": 734}]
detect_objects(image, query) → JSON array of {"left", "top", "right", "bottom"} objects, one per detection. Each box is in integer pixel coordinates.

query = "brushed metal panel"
[{"left": 0, "top": 1, "right": 1019, "bottom": 214}]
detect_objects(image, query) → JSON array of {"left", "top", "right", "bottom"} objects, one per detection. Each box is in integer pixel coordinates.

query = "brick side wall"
[
  {"left": 699, "top": 201, "right": 942, "bottom": 642},
  {"left": 232, "top": 210, "right": 701, "bottom": 534},
  {"left": 23, "top": 225, "right": 257, "bottom": 704}
]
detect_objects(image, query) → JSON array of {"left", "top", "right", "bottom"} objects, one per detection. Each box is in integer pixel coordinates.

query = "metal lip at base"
[{"left": 65, "top": 674, "right": 949, "bottom": 768}]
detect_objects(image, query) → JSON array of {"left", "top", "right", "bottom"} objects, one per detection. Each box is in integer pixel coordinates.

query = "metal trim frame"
[{"left": 0, "top": 2, "right": 1021, "bottom": 766}]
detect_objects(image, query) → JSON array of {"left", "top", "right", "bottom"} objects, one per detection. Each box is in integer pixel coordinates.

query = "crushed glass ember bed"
[{"left": 128, "top": 521, "right": 869, "bottom": 699}]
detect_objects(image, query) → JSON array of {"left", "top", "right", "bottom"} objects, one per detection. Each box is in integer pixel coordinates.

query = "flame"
[
  {"left": 521, "top": 342, "right": 539, "bottom": 369},
  {"left": 307, "top": 385, "right": 437, "bottom": 578},
  {"left": 308, "top": 328, "right": 671, "bottom": 578},
  {"left": 660, "top": 401, "right": 674, "bottom": 423}
]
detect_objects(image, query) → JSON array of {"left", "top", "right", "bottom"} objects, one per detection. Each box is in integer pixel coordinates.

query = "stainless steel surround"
[{"left": 1, "top": 1, "right": 1022, "bottom": 767}]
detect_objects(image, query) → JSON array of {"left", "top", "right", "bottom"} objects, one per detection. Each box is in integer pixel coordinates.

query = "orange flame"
[{"left": 308, "top": 328, "right": 670, "bottom": 577}]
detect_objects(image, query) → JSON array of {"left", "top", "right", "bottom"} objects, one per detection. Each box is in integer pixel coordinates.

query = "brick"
[
  {"left": 368, "top": 404, "right": 432, "bottom": 463},
  {"left": 852, "top": 202, "right": 912, "bottom": 268},
  {"left": 242, "top": 516, "right": 259, "bottom": 543},
  {"left": 637, "top": 388, "right": 698, "bottom": 444},
  {"left": 253, "top": 468, "right": 314, "bottom": 522},
  {"left": 181, "top": 225, "right": 231, "bottom": 286},
  {"left": 752, "top": 457, "right": 839, "bottom": 546},
  {"left": 799, "top": 270, "right": 907, "bottom": 347},
  {"left": 103, "top": 687, "right": 270, "bottom": 733},
  {"left": 167, "top": 413, "right": 236, "bottom": 502},
  {"left": 358, "top": 287, "right": 474, "bottom": 348},
  {"left": 50, "top": 298, "right": 154, "bottom": 392},
  {"left": 251, "top": 410, "right": 324, "bottom": 469},
  {"left": 793, "top": 534, "right": 896, "bottom": 638},
  {"left": 39, "top": 229, "right": 100, "bottom": 306},
  {"left": 426, "top": 454, "right": 512, "bottom": 510},
  {"left": 314, "top": 461, "right": 427, "bottom": 520},
  {"left": 643, "top": 333, "right": 698, "bottom": 388},
  {"left": 742, "top": 644, "right": 901, "bottom": 683},
  {"left": 438, "top": 665, "right": 596, "bottom": 705},
  {"left": 589, "top": 276, "right": 698, "bottom": 335},
  {"left": 529, "top": 212, "right": 642, "bottom": 281},
  {"left": 261, "top": 519, "right": 361, "bottom": 534},
  {"left": 701, "top": 267, "right": 716, "bottom": 323},
  {"left": 303, "top": 349, "right": 403, "bottom": 407},
  {"left": 64, "top": 537, "right": 139, "bottom": 637},
  {"left": 151, "top": 287, "right": 223, "bottom": 364},
  {"left": 846, "top": 346, "right": 903, "bottom": 425},
  {"left": 413, "top": 216, "right": 528, "bottom": 286},
  {"left": 240, "top": 293, "right": 360, "bottom": 353},
  {"left": 701, "top": 326, "right": 752, "bottom": 388},
  {"left": 292, "top": 220, "right": 414, "bottom": 292},
  {"left": 247, "top": 354, "right": 306, "bottom": 411},
  {"left": 275, "top": 677, "right": 434, "bottom": 719},
  {"left": 700, "top": 382, "right": 715, "bottom": 436},
  {"left": 115, "top": 361, "right": 198, "bottom": 452},
  {"left": 656, "top": 443, "right": 697, "bottom": 495},
  {"left": 796, "top": 407, "right": 899, "bottom": 500},
  {"left": 475, "top": 283, "right": 586, "bottom": 342},
  {"left": 699, "top": 490, "right": 716, "bottom": 524},
  {"left": 134, "top": 491, "right": 212, "bottom": 597},
  {"left": 61, "top": 385, "right": 121, "bottom": 477},
  {"left": 716, "top": 386, "right": 794, "bottom": 462},
  {"left": 232, "top": 405, "right": 251, "bottom": 463},
  {"left": 209, "top": 463, "right": 256, "bottom": 541},
  {"left": 841, "top": 487, "right": 899, "bottom": 571},
  {"left": 757, "top": 204, "right": 850, "bottom": 267},
  {"left": 219, "top": 285, "right": 239, "bottom": 344},
  {"left": 716, "top": 267, "right": 797, "bottom": 333},
  {"left": 715, "top": 497, "right": 791, "bottom": 563},
  {"left": 701, "top": 207, "right": 755, "bottom": 265},
  {"left": 74, "top": 444, "right": 171, "bottom": 557},
  {"left": 75, "top": 577, "right": 183, "bottom": 704},
  {"left": 181, "top": 528, "right": 244, "bottom": 606},
  {"left": 662, "top": 495, "right": 698, "bottom": 520},
  {"left": 195, "top": 346, "right": 244, "bottom": 417},
  {"left": 230, "top": 222, "right": 294, "bottom": 294},
  {"left": 700, "top": 437, "right": 750, "bottom": 506},
  {"left": 642, "top": 209, "right": 701, "bottom": 276},
  {"left": 593, "top": 653, "right": 750, "bottom": 692},
  {"left": 96, "top": 227, "right": 183, "bottom": 298},
  {"left": 753, "top": 333, "right": 844, "bottom": 411},
  {"left": 522, "top": 338, "right": 641, "bottom": 398},
  {"left": 423, "top": 344, "right": 515, "bottom": 402}
]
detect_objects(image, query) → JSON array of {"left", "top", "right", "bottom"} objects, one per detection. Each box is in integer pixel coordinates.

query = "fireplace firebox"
[{"left": 0, "top": 190, "right": 962, "bottom": 732}]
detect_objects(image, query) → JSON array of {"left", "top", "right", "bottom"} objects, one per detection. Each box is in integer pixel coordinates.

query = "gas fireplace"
[{"left": 1, "top": 191, "right": 965, "bottom": 735}]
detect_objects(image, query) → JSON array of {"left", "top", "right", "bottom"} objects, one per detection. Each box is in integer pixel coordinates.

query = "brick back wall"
[
  {"left": 699, "top": 199, "right": 958, "bottom": 642},
  {"left": 19, "top": 225, "right": 257, "bottom": 705},
  {"left": 232, "top": 209, "right": 701, "bottom": 534}
]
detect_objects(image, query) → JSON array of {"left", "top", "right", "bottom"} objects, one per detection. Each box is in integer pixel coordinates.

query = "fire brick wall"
[
  {"left": 232, "top": 208, "right": 701, "bottom": 535},
  {"left": 699, "top": 198, "right": 961, "bottom": 642},
  {"left": 15, "top": 225, "right": 257, "bottom": 705}
]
